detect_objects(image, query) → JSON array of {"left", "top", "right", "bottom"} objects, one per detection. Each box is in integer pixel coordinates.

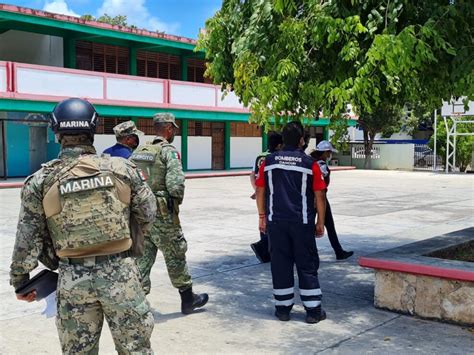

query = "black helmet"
[{"left": 50, "top": 98, "right": 98, "bottom": 135}]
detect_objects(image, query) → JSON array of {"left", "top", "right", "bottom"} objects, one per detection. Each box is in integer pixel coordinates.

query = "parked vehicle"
[{"left": 414, "top": 145, "right": 442, "bottom": 167}]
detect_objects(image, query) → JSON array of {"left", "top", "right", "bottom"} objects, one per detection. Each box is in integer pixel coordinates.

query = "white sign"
[{"left": 441, "top": 97, "right": 474, "bottom": 117}]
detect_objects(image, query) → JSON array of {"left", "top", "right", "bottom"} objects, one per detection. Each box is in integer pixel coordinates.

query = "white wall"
[
  {"left": 336, "top": 143, "right": 414, "bottom": 170},
  {"left": 106, "top": 78, "right": 164, "bottom": 103},
  {"left": 170, "top": 83, "right": 215, "bottom": 107},
  {"left": 305, "top": 138, "right": 317, "bottom": 154},
  {"left": 17, "top": 67, "right": 103, "bottom": 98},
  {"left": 230, "top": 137, "right": 261, "bottom": 168},
  {"left": 187, "top": 136, "right": 212, "bottom": 170},
  {"left": 0, "top": 30, "right": 63, "bottom": 67},
  {"left": 0, "top": 66, "right": 6, "bottom": 92},
  {"left": 218, "top": 91, "right": 245, "bottom": 109}
]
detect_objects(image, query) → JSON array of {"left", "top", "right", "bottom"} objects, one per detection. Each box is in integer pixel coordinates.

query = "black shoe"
[
  {"left": 179, "top": 287, "right": 209, "bottom": 315},
  {"left": 336, "top": 250, "right": 354, "bottom": 260},
  {"left": 305, "top": 307, "right": 327, "bottom": 324},
  {"left": 251, "top": 241, "right": 271, "bottom": 263},
  {"left": 274, "top": 309, "right": 291, "bottom": 322}
]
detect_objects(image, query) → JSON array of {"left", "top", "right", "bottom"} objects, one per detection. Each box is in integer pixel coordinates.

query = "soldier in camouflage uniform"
[
  {"left": 10, "top": 98, "right": 157, "bottom": 354},
  {"left": 131, "top": 113, "right": 209, "bottom": 314}
]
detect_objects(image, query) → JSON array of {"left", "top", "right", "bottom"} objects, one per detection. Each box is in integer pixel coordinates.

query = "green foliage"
[
  {"left": 198, "top": 0, "right": 473, "bottom": 134},
  {"left": 81, "top": 14, "right": 137, "bottom": 29},
  {"left": 428, "top": 118, "right": 474, "bottom": 172},
  {"left": 328, "top": 118, "right": 350, "bottom": 152}
]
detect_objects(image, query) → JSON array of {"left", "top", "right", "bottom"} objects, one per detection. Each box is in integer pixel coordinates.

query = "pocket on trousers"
[
  {"left": 132, "top": 299, "right": 151, "bottom": 316},
  {"left": 176, "top": 233, "right": 188, "bottom": 255},
  {"left": 156, "top": 197, "right": 169, "bottom": 217}
]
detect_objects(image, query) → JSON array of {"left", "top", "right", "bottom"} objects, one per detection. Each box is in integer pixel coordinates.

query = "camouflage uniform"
[
  {"left": 10, "top": 144, "right": 157, "bottom": 354},
  {"left": 132, "top": 115, "right": 192, "bottom": 294},
  {"left": 113, "top": 120, "right": 143, "bottom": 139}
]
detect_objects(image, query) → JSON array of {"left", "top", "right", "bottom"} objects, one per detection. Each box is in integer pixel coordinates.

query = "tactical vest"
[
  {"left": 131, "top": 142, "right": 168, "bottom": 194},
  {"left": 42, "top": 156, "right": 132, "bottom": 258},
  {"left": 131, "top": 141, "right": 179, "bottom": 221}
]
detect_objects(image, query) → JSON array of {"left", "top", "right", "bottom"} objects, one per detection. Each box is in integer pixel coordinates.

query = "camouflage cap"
[
  {"left": 113, "top": 121, "right": 143, "bottom": 138},
  {"left": 153, "top": 113, "right": 178, "bottom": 128}
]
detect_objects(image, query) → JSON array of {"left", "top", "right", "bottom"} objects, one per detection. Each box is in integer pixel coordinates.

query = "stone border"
[{"left": 359, "top": 227, "right": 474, "bottom": 326}]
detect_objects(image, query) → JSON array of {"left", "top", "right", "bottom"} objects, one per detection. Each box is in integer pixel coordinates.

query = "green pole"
[
  {"left": 129, "top": 47, "right": 137, "bottom": 75},
  {"left": 181, "top": 119, "right": 188, "bottom": 171},
  {"left": 224, "top": 121, "right": 231, "bottom": 170},
  {"left": 181, "top": 56, "right": 188, "bottom": 81},
  {"left": 63, "top": 37, "right": 76, "bottom": 68},
  {"left": 261, "top": 129, "right": 268, "bottom": 152},
  {"left": 323, "top": 126, "right": 329, "bottom": 140}
]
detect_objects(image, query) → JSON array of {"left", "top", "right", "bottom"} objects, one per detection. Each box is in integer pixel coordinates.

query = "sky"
[{"left": 4, "top": 0, "right": 222, "bottom": 39}]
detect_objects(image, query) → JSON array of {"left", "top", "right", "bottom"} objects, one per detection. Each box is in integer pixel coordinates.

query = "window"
[
  {"left": 76, "top": 41, "right": 129, "bottom": 74},
  {"left": 137, "top": 51, "right": 181, "bottom": 80},
  {"left": 136, "top": 118, "right": 181, "bottom": 135},
  {"left": 188, "top": 120, "right": 211, "bottom": 136},
  {"left": 95, "top": 117, "right": 130, "bottom": 134},
  {"left": 230, "top": 122, "right": 261, "bottom": 137},
  {"left": 187, "top": 58, "right": 212, "bottom": 83}
]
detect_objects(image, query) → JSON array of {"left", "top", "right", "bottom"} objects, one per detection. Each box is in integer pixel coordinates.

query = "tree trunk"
[
  {"left": 363, "top": 130, "right": 376, "bottom": 169},
  {"left": 363, "top": 129, "right": 370, "bottom": 169}
]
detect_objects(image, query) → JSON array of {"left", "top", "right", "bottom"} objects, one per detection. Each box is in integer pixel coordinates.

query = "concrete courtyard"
[{"left": 0, "top": 169, "right": 473, "bottom": 354}]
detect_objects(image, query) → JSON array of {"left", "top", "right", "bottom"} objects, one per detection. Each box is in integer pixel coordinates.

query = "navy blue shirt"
[
  {"left": 103, "top": 143, "right": 133, "bottom": 159},
  {"left": 256, "top": 147, "right": 326, "bottom": 224}
]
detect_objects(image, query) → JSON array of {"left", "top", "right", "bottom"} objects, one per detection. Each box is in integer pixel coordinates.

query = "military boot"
[{"left": 179, "top": 287, "right": 209, "bottom": 315}]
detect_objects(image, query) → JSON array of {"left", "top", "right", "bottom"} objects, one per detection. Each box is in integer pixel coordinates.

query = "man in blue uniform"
[
  {"left": 103, "top": 121, "right": 142, "bottom": 158},
  {"left": 256, "top": 121, "right": 327, "bottom": 324}
]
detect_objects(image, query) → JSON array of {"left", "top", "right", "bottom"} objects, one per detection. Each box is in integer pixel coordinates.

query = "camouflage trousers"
[
  {"left": 56, "top": 257, "right": 154, "bottom": 354},
  {"left": 136, "top": 219, "right": 192, "bottom": 294}
]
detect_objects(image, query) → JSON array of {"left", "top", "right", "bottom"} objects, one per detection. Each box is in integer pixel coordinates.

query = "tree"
[
  {"left": 81, "top": 14, "right": 137, "bottom": 29},
  {"left": 428, "top": 118, "right": 474, "bottom": 172},
  {"left": 358, "top": 104, "right": 404, "bottom": 168},
  {"left": 197, "top": 0, "right": 473, "bottom": 165}
]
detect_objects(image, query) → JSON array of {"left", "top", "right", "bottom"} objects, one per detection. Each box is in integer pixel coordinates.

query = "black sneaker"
[
  {"left": 305, "top": 307, "right": 326, "bottom": 324},
  {"left": 274, "top": 309, "right": 291, "bottom": 322},
  {"left": 336, "top": 250, "right": 354, "bottom": 260}
]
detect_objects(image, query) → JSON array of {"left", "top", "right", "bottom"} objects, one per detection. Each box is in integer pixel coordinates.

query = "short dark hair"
[
  {"left": 310, "top": 150, "right": 324, "bottom": 160},
  {"left": 282, "top": 121, "right": 304, "bottom": 147},
  {"left": 267, "top": 132, "right": 283, "bottom": 152}
]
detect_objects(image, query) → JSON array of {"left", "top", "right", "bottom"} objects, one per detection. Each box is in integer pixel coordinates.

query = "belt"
[{"left": 60, "top": 250, "right": 131, "bottom": 266}]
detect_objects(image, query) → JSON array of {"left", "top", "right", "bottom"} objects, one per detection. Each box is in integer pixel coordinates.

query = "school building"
[{"left": 0, "top": 4, "right": 354, "bottom": 177}]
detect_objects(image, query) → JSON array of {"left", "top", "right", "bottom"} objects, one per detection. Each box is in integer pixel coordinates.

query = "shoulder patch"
[
  {"left": 137, "top": 168, "right": 147, "bottom": 181},
  {"left": 171, "top": 151, "right": 181, "bottom": 160}
]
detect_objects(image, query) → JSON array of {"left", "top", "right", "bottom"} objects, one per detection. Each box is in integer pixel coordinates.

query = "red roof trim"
[{"left": 0, "top": 4, "right": 197, "bottom": 45}]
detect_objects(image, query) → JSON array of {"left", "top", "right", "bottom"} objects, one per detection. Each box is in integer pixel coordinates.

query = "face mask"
[
  {"left": 128, "top": 136, "right": 139, "bottom": 150},
  {"left": 168, "top": 132, "right": 175, "bottom": 143}
]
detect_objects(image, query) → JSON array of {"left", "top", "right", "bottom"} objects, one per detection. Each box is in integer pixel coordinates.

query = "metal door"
[{"left": 29, "top": 126, "right": 47, "bottom": 174}]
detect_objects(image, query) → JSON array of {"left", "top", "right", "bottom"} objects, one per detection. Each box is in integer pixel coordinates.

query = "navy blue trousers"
[{"left": 267, "top": 221, "right": 322, "bottom": 310}]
